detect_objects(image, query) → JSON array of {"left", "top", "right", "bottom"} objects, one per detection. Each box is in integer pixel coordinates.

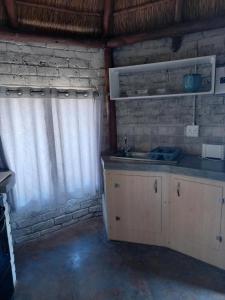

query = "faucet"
[{"left": 123, "top": 136, "right": 130, "bottom": 157}]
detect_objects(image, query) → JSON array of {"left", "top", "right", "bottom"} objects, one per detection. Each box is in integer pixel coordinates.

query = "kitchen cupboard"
[
  {"left": 104, "top": 170, "right": 166, "bottom": 245},
  {"left": 103, "top": 169, "right": 225, "bottom": 270},
  {"left": 220, "top": 196, "right": 225, "bottom": 251},
  {"left": 169, "top": 175, "right": 224, "bottom": 267}
]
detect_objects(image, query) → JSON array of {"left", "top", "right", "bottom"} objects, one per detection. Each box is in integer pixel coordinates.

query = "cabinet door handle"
[
  {"left": 177, "top": 182, "right": 181, "bottom": 197},
  {"left": 115, "top": 216, "right": 120, "bottom": 221},
  {"left": 154, "top": 179, "right": 158, "bottom": 193},
  {"left": 114, "top": 183, "right": 120, "bottom": 188}
]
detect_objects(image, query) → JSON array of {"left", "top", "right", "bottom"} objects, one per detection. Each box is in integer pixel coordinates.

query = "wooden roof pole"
[
  {"left": 103, "top": 0, "right": 113, "bottom": 37},
  {"left": 172, "top": 0, "right": 184, "bottom": 52},
  {"left": 103, "top": 0, "right": 117, "bottom": 152},
  {"left": 3, "top": 0, "right": 18, "bottom": 28},
  {"left": 104, "top": 47, "right": 117, "bottom": 153},
  {"left": 175, "top": 0, "right": 184, "bottom": 23},
  {"left": 107, "top": 16, "right": 225, "bottom": 48}
]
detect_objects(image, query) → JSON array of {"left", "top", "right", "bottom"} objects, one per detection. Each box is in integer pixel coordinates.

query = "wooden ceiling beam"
[
  {"left": 172, "top": 0, "right": 184, "bottom": 52},
  {"left": 16, "top": 1, "right": 101, "bottom": 17},
  {"left": 175, "top": 0, "right": 184, "bottom": 23},
  {"left": 107, "top": 16, "right": 225, "bottom": 48},
  {"left": 103, "top": 1, "right": 117, "bottom": 151},
  {"left": 103, "top": 0, "right": 113, "bottom": 37},
  {"left": 104, "top": 47, "right": 117, "bottom": 152},
  {"left": 0, "top": 27, "right": 104, "bottom": 48},
  {"left": 3, "top": 0, "right": 18, "bottom": 28}
]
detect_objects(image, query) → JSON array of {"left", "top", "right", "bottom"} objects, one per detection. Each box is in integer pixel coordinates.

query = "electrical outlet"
[{"left": 185, "top": 125, "right": 199, "bottom": 137}]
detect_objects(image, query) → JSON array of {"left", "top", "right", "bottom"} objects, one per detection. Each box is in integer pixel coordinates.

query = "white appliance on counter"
[
  {"left": 215, "top": 66, "right": 225, "bottom": 94},
  {"left": 202, "top": 144, "right": 225, "bottom": 160}
]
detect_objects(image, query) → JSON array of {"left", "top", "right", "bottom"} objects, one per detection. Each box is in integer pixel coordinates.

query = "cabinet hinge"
[{"left": 216, "top": 235, "right": 222, "bottom": 243}]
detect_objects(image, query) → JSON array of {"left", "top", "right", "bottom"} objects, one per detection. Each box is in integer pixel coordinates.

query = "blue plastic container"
[{"left": 183, "top": 74, "right": 202, "bottom": 93}]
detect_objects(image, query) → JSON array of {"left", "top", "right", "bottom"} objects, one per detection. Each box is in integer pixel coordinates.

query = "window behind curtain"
[{"left": 0, "top": 93, "right": 101, "bottom": 213}]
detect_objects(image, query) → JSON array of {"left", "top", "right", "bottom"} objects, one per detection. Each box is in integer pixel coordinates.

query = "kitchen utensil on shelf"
[{"left": 183, "top": 73, "right": 202, "bottom": 93}]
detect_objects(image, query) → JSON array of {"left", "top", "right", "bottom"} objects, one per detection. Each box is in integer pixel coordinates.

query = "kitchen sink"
[{"left": 109, "top": 152, "right": 179, "bottom": 164}]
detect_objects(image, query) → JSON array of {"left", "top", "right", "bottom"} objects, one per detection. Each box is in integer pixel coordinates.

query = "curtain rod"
[{"left": 0, "top": 87, "right": 100, "bottom": 97}]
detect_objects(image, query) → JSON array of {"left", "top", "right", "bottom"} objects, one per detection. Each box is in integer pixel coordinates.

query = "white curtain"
[{"left": 0, "top": 93, "right": 101, "bottom": 213}]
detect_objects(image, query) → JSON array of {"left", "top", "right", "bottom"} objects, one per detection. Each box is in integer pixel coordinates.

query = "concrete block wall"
[
  {"left": 113, "top": 28, "right": 225, "bottom": 155},
  {"left": 0, "top": 39, "right": 105, "bottom": 244},
  {"left": 11, "top": 197, "right": 102, "bottom": 244},
  {"left": 0, "top": 40, "right": 104, "bottom": 89}
]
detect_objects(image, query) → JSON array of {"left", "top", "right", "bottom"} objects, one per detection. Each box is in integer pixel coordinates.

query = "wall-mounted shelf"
[{"left": 109, "top": 56, "right": 216, "bottom": 100}]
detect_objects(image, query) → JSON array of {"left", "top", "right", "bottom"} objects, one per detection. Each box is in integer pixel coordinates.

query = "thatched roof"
[{"left": 0, "top": 0, "right": 225, "bottom": 40}]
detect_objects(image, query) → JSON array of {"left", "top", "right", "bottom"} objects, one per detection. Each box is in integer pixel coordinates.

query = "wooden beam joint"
[{"left": 103, "top": 0, "right": 113, "bottom": 37}]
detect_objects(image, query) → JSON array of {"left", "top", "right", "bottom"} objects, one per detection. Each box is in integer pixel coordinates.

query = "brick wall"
[
  {"left": 11, "top": 198, "right": 102, "bottom": 244},
  {"left": 0, "top": 39, "right": 105, "bottom": 244},
  {"left": 0, "top": 40, "right": 104, "bottom": 89},
  {"left": 113, "top": 28, "right": 225, "bottom": 155}
]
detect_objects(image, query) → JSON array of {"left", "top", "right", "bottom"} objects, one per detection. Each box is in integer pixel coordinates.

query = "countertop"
[
  {"left": 0, "top": 171, "right": 15, "bottom": 193},
  {"left": 102, "top": 155, "right": 225, "bottom": 182},
  {"left": 0, "top": 171, "right": 12, "bottom": 184}
]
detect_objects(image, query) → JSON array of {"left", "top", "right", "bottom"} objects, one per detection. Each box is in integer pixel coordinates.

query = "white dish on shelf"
[
  {"left": 136, "top": 89, "right": 148, "bottom": 95},
  {"left": 126, "top": 90, "right": 135, "bottom": 97},
  {"left": 156, "top": 88, "right": 167, "bottom": 94}
]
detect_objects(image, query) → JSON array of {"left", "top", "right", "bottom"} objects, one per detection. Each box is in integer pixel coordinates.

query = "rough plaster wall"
[
  {"left": 113, "top": 28, "right": 225, "bottom": 155},
  {"left": 0, "top": 39, "right": 106, "bottom": 243}
]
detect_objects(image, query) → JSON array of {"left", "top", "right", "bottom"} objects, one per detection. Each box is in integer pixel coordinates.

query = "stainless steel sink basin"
[{"left": 109, "top": 152, "right": 178, "bottom": 164}]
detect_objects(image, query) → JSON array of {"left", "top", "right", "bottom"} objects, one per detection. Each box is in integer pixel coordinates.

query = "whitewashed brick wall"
[
  {"left": 113, "top": 28, "right": 225, "bottom": 155},
  {"left": 0, "top": 40, "right": 104, "bottom": 89},
  {"left": 11, "top": 198, "right": 102, "bottom": 244}
]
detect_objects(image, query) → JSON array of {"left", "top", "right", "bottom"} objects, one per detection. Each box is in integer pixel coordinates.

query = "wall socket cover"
[{"left": 185, "top": 125, "right": 199, "bottom": 137}]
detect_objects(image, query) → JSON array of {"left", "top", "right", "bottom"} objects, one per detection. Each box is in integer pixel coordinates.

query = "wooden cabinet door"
[
  {"left": 220, "top": 198, "right": 225, "bottom": 250},
  {"left": 106, "top": 172, "right": 162, "bottom": 244},
  {"left": 170, "top": 177, "right": 222, "bottom": 256}
]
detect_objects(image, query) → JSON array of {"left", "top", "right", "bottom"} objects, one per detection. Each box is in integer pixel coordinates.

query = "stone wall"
[
  {"left": 0, "top": 40, "right": 104, "bottom": 89},
  {"left": 113, "top": 28, "right": 225, "bottom": 155},
  {"left": 11, "top": 197, "right": 102, "bottom": 244},
  {"left": 0, "top": 39, "right": 105, "bottom": 244}
]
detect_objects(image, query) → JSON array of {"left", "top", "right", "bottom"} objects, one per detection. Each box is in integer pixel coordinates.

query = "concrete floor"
[{"left": 13, "top": 217, "right": 225, "bottom": 300}]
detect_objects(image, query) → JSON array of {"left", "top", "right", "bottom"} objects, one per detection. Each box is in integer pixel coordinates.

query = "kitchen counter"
[
  {"left": 0, "top": 171, "right": 15, "bottom": 193},
  {"left": 0, "top": 171, "right": 12, "bottom": 184},
  {"left": 102, "top": 155, "right": 225, "bottom": 181}
]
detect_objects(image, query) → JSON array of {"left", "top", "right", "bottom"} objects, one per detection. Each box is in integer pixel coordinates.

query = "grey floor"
[{"left": 13, "top": 218, "right": 225, "bottom": 300}]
